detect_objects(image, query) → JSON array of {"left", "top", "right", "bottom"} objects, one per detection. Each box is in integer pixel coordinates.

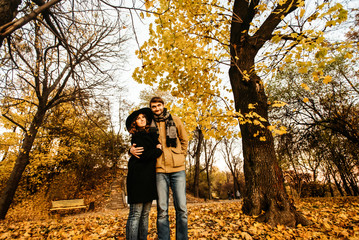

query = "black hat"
[{"left": 125, "top": 107, "right": 153, "bottom": 131}]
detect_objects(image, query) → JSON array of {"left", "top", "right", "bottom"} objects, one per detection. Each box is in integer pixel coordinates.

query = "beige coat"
[{"left": 156, "top": 115, "right": 189, "bottom": 173}]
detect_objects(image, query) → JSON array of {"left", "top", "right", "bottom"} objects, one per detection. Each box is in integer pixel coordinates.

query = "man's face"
[{"left": 150, "top": 102, "right": 164, "bottom": 115}]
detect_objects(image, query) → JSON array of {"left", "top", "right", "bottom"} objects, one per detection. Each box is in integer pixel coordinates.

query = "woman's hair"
[{"left": 129, "top": 113, "right": 150, "bottom": 134}]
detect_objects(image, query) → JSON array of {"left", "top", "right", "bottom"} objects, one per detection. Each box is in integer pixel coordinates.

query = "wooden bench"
[{"left": 50, "top": 198, "right": 87, "bottom": 211}]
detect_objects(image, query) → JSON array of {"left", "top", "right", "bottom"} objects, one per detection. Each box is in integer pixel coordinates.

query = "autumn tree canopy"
[{"left": 133, "top": 0, "right": 352, "bottom": 226}]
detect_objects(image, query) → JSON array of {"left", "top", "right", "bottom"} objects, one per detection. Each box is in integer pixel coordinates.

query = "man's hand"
[{"left": 130, "top": 144, "right": 144, "bottom": 159}]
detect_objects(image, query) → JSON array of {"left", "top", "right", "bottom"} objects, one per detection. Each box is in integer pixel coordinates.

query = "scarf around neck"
[{"left": 150, "top": 108, "right": 177, "bottom": 148}]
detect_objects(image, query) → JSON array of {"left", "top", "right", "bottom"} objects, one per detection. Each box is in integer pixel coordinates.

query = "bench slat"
[
  {"left": 50, "top": 198, "right": 86, "bottom": 211},
  {"left": 50, "top": 205, "right": 87, "bottom": 211}
]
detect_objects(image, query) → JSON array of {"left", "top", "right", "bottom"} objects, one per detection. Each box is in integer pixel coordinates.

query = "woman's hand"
[{"left": 156, "top": 144, "right": 162, "bottom": 150}]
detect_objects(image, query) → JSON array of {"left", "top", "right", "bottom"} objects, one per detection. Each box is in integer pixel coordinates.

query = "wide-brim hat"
[{"left": 125, "top": 107, "right": 153, "bottom": 131}]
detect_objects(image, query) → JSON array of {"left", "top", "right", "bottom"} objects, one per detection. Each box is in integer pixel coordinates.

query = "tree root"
[{"left": 256, "top": 205, "right": 312, "bottom": 227}]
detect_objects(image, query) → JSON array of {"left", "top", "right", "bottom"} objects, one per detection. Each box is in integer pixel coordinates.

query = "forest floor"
[{"left": 0, "top": 197, "right": 358, "bottom": 239}]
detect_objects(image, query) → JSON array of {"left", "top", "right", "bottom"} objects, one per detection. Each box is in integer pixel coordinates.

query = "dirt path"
[{"left": 64, "top": 199, "right": 241, "bottom": 220}]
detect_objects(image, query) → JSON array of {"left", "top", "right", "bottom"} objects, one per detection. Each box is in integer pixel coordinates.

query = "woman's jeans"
[
  {"left": 156, "top": 170, "right": 188, "bottom": 240},
  {"left": 126, "top": 201, "right": 152, "bottom": 240}
]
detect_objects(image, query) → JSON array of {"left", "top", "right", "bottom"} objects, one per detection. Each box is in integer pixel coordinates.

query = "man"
[{"left": 130, "top": 96, "right": 189, "bottom": 240}]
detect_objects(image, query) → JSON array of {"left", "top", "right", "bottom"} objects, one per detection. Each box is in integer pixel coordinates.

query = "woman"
[{"left": 125, "top": 107, "right": 162, "bottom": 240}]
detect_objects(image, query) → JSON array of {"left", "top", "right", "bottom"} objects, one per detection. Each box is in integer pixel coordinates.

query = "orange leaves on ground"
[
  {"left": 1, "top": 197, "right": 359, "bottom": 239},
  {"left": 0, "top": 212, "right": 127, "bottom": 239}
]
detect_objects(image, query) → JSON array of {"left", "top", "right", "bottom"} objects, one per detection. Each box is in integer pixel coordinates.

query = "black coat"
[{"left": 127, "top": 131, "right": 162, "bottom": 204}]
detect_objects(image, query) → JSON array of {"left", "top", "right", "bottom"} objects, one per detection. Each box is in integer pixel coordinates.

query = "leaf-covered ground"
[{"left": 0, "top": 197, "right": 358, "bottom": 239}]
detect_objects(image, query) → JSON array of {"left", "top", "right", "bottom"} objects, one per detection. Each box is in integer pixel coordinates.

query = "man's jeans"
[
  {"left": 156, "top": 170, "right": 188, "bottom": 240},
  {"left": 126, "top": 202, "right": 152, "bottom": 240}
]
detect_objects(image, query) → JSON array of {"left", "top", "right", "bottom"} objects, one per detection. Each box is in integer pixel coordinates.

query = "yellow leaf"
[
  {"left": 323, "top": 75, "right": 332, "bottom": 84},
  {"left": 303, "top": 97, "right": 309, "bottom": 103},
  {"left": 253, "top": 119, "right": 261, "bottom": 125},
  {"left": 301, "top": 83, "right": 310, "bottom": 91},
  {"left": 279, "top": 126, "right": 287, "bottom": 133},
  {"left": 277, "top": 225, "right": 285, "bottom": 231},
  {"left": 248, "top": 104, "right": 256, "bottom": 109},
  {"left": 344, "top": 52, "right": 353, "bottom": 59},
  {"left": 272, "top": 35, "right": 282, "bottom": 43},
  {"left": 145, "top": 0, "right": 153, "bottom": 10},
  {"left": 271, "top": 101, "right": 287, "bottom": 108},
  {"left": 322, "top": 221, "right": 331, "bottom": 230},
  {"left": 298, "top": 67, "right": 308, "bottom": 74},
  {"left": 268, "top": 125, "right": 276, "bottom": 131},
  {"left": 240, "top": 232, "right": 253, "bottom": 240},
  {"left": 299, "top": 8, "right": 305, "bottom": 18}
]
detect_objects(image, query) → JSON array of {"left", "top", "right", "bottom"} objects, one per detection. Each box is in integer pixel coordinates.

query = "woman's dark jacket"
[{"left": 127, "top": 130, "right": 162, "bottom": 204}]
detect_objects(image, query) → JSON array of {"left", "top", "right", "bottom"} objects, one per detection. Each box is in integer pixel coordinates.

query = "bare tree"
[
  {"left": 192, "top": 127, "right": 204, "bottom": 198},
  {"left": 221, "top": 137, "right": 243, "bottom": 197},
  {"left": 203, "top": 138, "right": 221, "bottom": 200},
  {"left": 0, "top": 1, "right": 127, "bottom": 219}
]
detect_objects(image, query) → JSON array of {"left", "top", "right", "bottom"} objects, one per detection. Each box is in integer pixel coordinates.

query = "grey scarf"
[{"left": 150, "top": 108, "right": 177, "bottom": 148}]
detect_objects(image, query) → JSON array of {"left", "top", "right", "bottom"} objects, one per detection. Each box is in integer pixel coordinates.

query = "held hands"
[{"left": 130, "top": 144, "right": 144, "bottom": 159}]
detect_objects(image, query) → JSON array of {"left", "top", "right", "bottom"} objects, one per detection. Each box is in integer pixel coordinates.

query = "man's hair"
[{"left": 149, "top": 96, "right": 164, "bottom": 106}]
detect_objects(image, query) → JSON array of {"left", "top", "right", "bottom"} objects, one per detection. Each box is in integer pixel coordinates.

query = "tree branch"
[
  {"left": 254, "top": 0, "right": 300, "bottom": 47},
  {"left": 1, "top": 114, "right": 27, "bottom": 133},
  {"left": 0, "top": 0, "right": 62, "bottom": 38}
]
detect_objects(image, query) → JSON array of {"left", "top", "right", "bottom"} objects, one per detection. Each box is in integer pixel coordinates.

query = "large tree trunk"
[
  {"left": 229, "top": 55, "right": 310, "bottom": 227},
  {"left": 0, "top": 108, "right": 46, "bottom": 219},
  {"left": 229, "top": 0, "right": 311, "bottom": 227}
]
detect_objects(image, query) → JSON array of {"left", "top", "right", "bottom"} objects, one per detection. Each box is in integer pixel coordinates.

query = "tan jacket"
[{"left": 156, "top": 115, "right": 189, "bottom": 173}]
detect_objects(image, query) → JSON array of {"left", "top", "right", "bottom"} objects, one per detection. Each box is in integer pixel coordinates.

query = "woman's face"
[{"left": 135, "top": 114, "right": 147, "bottom": 128}]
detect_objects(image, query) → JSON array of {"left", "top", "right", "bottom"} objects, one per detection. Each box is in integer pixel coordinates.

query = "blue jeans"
[
  {"left": 156, "top": 170, "right": 188, "bottom": 240},
  {"left": 126, "top": 201, "right": 152, "bottom": 240}
]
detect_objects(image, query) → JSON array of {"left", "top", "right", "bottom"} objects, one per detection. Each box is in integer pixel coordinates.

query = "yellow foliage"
[
  {"left": 299, "top": 8, "right": 305, "bottom": 18},
  {"left": 344, "top": 52, "right": 353, "bottom": 59},
  {"left": 301, "top": 83, "right": 310, "bottom": 91},
  {"left": 259, "top": 136, "right": 266, "bottom": 141},
  {"left": 298, "top": 66, "right": 308, "bottom": 74},
  {"left": 271, "top": 101, "right": 287, "bottom": 108},
  {"left": 132, "top": 0, "right": 351, "bottom": 142},
  {"left": 145, "top": 0, "right": 153, "bottom": 10},
  {"left": 322, "top": 75, "right": 332, "bottom": 84},
  {"left": 248, "top": 104, "right": 256, "bottom": 110},
  {"left": 132, "top": 0, "right": 237, "bottom": 140}
]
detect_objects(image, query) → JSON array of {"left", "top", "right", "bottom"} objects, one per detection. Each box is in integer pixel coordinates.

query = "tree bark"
[
  {"left": 193, "top": 127, "right": 203, "bottom": 198},
  {"left": 229, "top": 0, "right": 311, "bottom": 227},
  {"left": 206, "top": 166, "right": 212, "bottom": 200},
  {"left": 0, "top": 108, "right": 46, "bottom": 219}
]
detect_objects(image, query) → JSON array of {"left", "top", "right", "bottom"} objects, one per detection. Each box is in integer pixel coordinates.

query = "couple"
[{"left": 125, "top": 97, "right": 189, "bottom": 240}]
